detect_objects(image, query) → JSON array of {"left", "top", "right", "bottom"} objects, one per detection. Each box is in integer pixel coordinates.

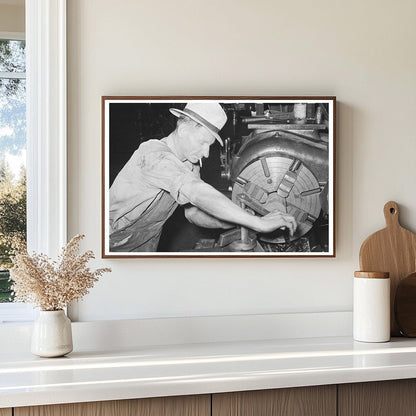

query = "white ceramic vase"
[{"left": 31, "top": 310, "right": 73, "bottom": 357}]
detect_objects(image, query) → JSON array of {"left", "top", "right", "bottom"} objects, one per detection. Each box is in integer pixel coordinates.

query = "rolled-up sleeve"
[{"left": 141, "top": 150, "right": 200, "bottom": 205}]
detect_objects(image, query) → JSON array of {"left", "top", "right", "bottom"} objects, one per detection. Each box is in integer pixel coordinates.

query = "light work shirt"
[{"left": 109, "top": 138, "right": 200, "bottom": 252}]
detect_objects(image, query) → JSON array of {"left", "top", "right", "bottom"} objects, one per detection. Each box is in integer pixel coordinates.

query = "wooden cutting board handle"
[
  {"left": 384, "top": 201, "right": 400, "bottom": 229},
  {"left": 359, "top": 201, "right": 416, "bottom": 336}
]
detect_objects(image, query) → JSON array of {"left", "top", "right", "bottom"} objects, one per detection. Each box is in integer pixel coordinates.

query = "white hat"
[{"left": 170, "top": 102, "right": 227, "bottom": 146}]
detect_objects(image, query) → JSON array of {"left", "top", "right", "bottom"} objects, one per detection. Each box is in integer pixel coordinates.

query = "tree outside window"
[{"left": 0, "top": 38, "right": 27, "bottom": 302}]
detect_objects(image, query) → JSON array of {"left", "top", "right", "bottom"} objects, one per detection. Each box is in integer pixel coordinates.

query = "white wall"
[{"left": 67, "top": 0, "right": 416, "bottom": 322}]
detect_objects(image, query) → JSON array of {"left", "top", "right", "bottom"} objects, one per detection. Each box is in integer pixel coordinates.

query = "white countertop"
[{"left": 2, "top": 336, "right": 416, "bottom": 409}]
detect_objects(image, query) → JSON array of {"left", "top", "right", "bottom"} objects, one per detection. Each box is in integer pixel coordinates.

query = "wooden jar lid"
[{"left": 354, "top": 271, "right": 389, "bottom": 279}]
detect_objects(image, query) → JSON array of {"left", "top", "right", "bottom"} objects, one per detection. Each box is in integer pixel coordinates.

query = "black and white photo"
[{"left": 102, "top": 97, "right": 335, "bottom": 257}]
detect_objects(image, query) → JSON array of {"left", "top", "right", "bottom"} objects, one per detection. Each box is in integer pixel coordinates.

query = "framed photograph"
[{"left": 102, "top": 96, "right": 336, "bottom": 258}]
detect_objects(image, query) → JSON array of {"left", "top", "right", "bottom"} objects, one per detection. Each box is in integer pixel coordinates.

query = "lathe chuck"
[{"left": 231, "top": 155, "right": 322, "bottom": 243}]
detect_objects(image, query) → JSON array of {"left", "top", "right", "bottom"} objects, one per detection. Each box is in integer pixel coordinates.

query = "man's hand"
[{"left": 256, "top": 211, "right": 297, "bottom": 236}]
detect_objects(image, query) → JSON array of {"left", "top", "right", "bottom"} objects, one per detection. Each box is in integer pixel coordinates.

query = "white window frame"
[{"left": 0, "top": 0, "right": 67, "bottom": 323}]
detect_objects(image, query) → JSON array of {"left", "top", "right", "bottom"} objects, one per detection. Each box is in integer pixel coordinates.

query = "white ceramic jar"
[
  {"left": 31, "top": 310, "right": 73, "bottom": 357},
  {"left": 353, "top": 271, "right": 390, "bottom": 342}
]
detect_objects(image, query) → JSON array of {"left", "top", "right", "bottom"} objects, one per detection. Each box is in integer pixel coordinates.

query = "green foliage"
[
  {"left": 0, "top": 161, "right": 26, "bottom": 270},
  {"left": 0, "top": 38, "right": 27, "bottom": 301},
  {"left": 0, "top": 39, "right": 25, "bottom": 73},
  {"left": 0, "top": 270, "right": 13, "bottom": 302}
]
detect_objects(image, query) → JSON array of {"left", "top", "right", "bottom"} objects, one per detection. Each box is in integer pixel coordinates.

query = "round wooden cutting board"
[{"left": 359, "top": 201, "right": 416, "bottom": 336}]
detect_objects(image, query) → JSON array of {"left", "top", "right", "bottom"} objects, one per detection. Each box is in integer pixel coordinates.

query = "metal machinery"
[{"left": 209, "top": 102, "right": 330, "bottom": 253}]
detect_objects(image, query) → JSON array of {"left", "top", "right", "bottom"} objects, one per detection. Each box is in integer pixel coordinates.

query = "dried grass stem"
[{"left": 10, "top": 234, "right": 111, "bottom": 310}]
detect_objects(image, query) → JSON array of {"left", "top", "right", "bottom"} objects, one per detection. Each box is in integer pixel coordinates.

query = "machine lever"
[{"left": 236, "top": 193, "right": 270, "bottom": 216}]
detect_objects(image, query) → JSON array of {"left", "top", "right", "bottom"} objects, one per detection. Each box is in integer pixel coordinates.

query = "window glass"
[
  {"left": 0, "top": 39, "right": 26, "bottom": 303},
  {"left": 0, "top": 39, "right": 26, "bottom": 72}
]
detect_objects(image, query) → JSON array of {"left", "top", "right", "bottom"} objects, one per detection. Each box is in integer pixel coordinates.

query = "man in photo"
[{"left": 109, "top": 102, "right": 296, "bottom": 252}]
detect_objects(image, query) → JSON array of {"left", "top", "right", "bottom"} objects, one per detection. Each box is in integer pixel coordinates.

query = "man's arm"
[
  {"left": 184, "top": 205, "right": 234, "bottom": 229},
  {"left": 181, "top": 180, "right": 297, "bottom": 235}
]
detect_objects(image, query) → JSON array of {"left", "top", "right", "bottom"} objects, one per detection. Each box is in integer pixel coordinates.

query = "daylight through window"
[{"left": 0, "top": 38, "right": 27, "bottom": 303}]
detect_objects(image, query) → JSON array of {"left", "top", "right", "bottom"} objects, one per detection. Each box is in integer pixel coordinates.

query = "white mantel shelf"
[{"left": 2, "top": 335, "right": 416, "bottom": 409}]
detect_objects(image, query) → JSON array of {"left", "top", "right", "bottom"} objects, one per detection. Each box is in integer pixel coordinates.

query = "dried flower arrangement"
[{"left": 10, "top": 234, "right": 111, "bottom": 311}]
